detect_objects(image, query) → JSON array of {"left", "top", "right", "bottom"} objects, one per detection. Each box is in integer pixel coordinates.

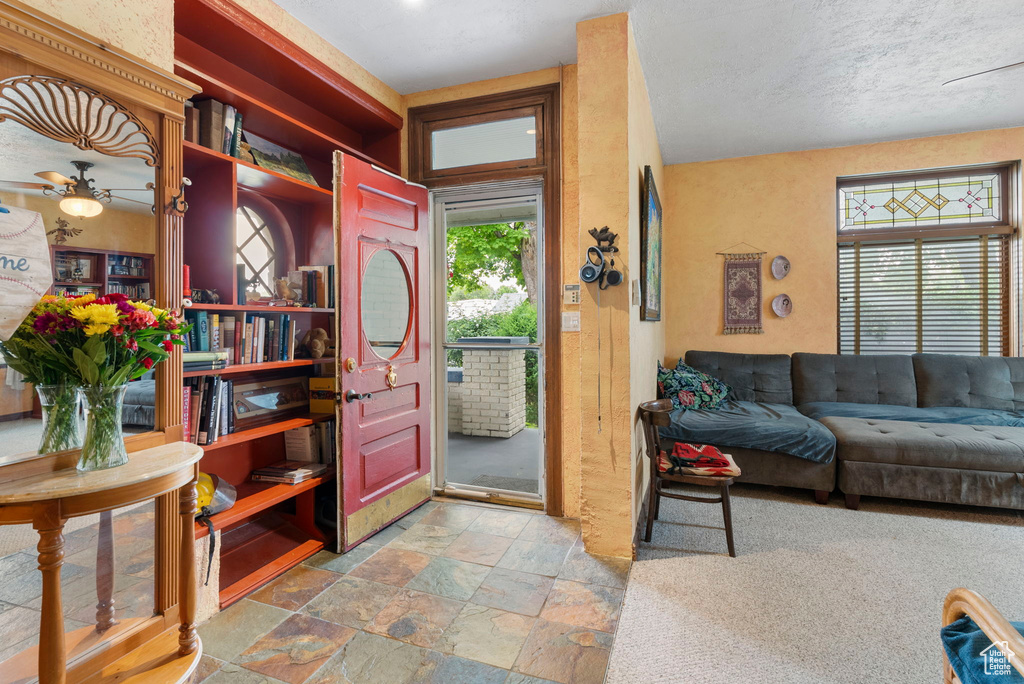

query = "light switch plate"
[
  {"left": 562, "top": 311, "right": 581, "bottom": 331},
  {"left": 563, "top": 283, "right": 580, "bottom": 305},
  {"left": 631, "top": 279, "right": 641, "bottom": 306}
]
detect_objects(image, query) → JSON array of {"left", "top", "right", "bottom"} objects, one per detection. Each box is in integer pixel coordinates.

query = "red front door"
[{"left": 334, "top": 152, "right": 431, "bottom": 551}]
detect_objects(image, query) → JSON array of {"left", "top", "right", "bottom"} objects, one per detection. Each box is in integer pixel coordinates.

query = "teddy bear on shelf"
[{"left": 301, "top": 327, "right": 336, "bottom": 359}]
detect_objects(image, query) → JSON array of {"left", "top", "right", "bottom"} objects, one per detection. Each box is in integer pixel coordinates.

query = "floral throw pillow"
[{"left": 656, "top": 361, "right": 731, "bottom": 410}]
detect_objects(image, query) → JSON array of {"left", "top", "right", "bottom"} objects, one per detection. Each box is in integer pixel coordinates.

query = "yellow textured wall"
[
  {"left": 19, "top": 0, "right": 173, "bottom": 69},
  {"left": 0, "top": 193, "right": 157, "bottom": 254},
  {"left": 577, "top": 14, "right": 635, "bottom": 557},
  {"left": 626, "top": 28, "right": 664, "bottom": 529},
  {"left": 662, "top": 126, "right": 1024, "bottom": 362}
]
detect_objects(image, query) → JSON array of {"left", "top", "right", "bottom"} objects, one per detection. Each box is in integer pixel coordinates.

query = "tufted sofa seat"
[{"left": 680, "top": 350, "right": 1024, "bottom": 510}]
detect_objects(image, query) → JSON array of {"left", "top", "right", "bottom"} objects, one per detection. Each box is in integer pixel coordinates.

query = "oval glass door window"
[{"left": 362, "top": 249, "right": 411, "bottom": 359}]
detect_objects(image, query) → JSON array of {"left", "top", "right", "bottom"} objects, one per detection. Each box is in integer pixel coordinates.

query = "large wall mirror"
[{"left": 0, "top": 76, "right": 163, "bottom": 466}]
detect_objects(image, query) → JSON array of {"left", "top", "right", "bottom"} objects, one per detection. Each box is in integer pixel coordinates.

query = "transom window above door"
[{"left": 236, "top": 205, "right": 276, "bottom": 297}]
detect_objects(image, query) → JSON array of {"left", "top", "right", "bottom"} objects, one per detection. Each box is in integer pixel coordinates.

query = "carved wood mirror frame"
[{"left": 0, "top": 0, "right": 198, "bottom": 470}]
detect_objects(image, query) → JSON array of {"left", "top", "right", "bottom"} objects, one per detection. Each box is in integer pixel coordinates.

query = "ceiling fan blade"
[
  {"left": 101, "top": 188, "right": 154, "bottom": 192},
  {"left": 0, "top": 180, "right": 53, "bottom": 190},
  {"left": 943, "top": 59, "right": 1024, "bottom": 86},
  {"left": 109, "top": 194, "right": 153, "bottom": 206},
  {"left": 34, "top": 171, "right": 74, "bottom": 186}
]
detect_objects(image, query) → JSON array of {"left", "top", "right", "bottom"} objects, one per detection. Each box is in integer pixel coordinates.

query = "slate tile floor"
[{"left": 196, "top": 501, "right": 631, "bottom": 684}]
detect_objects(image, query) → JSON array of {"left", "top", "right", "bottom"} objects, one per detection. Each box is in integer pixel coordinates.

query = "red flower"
[
  {"left": 126, "top": 338, "right": 139, "bottom": 352},
  {"left": 110, "top": 325, "right": 125, "bottom": 337},
  {"left": 141, "top": 357, "right": 154, "bottom": 369},
  {"left": 162, "top": 340, "right": 175, "bottom": 352}
]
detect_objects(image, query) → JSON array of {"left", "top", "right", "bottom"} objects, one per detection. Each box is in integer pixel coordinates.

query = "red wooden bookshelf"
[{"left": 175, "top": 0, "right": 377, "bottom": 609}]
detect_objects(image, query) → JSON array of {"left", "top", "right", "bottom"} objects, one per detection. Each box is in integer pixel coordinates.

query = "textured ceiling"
[{"left": 274, "top": 0, "right": 1024, "bottom": 164}]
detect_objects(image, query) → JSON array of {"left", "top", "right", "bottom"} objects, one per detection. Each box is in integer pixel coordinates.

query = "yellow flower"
[
  {"left": 72, "top": 294, "right": 96, "bottom": 307},
  {"left": 83, "top": 323, "right": 111, "bottom": 336},
  {"left": 70, "top": 304, "right": 120, "bottom": 328}
]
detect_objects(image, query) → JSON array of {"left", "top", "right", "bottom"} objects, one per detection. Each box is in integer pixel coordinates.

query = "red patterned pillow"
[{"left": 658, "top": 442, "right": 741, "bottom": 477}]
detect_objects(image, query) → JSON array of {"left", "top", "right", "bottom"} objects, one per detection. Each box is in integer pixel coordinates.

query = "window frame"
[
  {"left": 836, "top": 163, "right": 1018, "bottom": 357},
  {"left": 837, "top": 164, "right": 1013, "bottom": 242},
  {"left": 234, "top": 189, "right": 296, "bottom": 297}
]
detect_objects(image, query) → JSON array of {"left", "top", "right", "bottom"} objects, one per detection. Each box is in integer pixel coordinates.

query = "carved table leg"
[
  {"left": 34, "top": 501, "right": 66, "bottom": 684},
  {"left": 95, "top": 510, "right": 116, "bottom": 631},
  {"left": 178, "top": 476, "right": 198, "bottom": 656}
]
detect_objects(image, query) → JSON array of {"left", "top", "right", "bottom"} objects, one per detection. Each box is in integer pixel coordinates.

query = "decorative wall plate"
[
  {"left": 771, "top": 255, "right": 791, "bottom": 279},
  {"left": 772, "top": 294, "right": 792, "bottom": 317}
]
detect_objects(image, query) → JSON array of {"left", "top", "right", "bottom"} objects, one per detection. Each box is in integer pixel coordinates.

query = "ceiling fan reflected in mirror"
[
  {"left": 942, "top": 59, "right": 1024, "bottom": 86},
  {"left": 0, "top": 161, "right": 155, "bottom": 218}
]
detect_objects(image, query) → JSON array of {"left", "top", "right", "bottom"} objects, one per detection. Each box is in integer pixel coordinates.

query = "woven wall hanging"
[{"left": 718, "top": 243, "right": 765, "bottom": 335}]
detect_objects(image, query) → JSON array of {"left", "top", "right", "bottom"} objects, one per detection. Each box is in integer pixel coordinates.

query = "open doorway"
[{"left": 433, "top": 183, "right": 545, "bottom": 508}]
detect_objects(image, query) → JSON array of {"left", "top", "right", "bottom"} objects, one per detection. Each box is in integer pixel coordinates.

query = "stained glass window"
[{"left": 838, "top": 170, "right": 1005, "bottom": 233}]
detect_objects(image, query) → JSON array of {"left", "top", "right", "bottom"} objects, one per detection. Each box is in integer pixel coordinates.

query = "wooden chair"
[
  {"left": 638, "top": 399, "right": 737, "bottom": 557},
  {"left": 942, "top": 588, "right": 1024, "bottom": 683}
]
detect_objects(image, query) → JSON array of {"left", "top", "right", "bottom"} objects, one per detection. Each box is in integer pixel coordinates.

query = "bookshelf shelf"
[
  {"left": 218, "top": 516, "right": 325, "bottom": 608},
  {"left": 183, "top": 140, "right": 333, "bottom": 205},
  {"left": 198, "top": 413, "right": 334, "bottom": 453},
  {"left": 185, "top": 303, "right": 334, "bottom": 314},
  {"left": 195, "top": 469, "right": 335, "bottom": 540},
  {"left": 183, "top": 357, "right": 331, "bottom": 379}
]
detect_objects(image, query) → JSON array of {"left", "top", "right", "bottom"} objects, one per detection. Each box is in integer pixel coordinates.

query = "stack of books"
[
  {"left": 251, "top": 460, "right": 330, "bottom": 485},
  {"left": 183, "top": 350, "right": 229, "bottom": 372},
  {"left": 283, "top": 421, "right": 337, "bottom": 465},
  {"left": 186, "top": 97, "right": 244, "bottom": 158}
]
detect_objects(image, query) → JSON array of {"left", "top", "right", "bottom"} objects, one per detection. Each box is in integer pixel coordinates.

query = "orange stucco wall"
[
  {"left": 577, "top": 13, "right": 664, "bottom": 557},
  {"left": 663, "top": 127, "right": 1024, "bottom": 363}
]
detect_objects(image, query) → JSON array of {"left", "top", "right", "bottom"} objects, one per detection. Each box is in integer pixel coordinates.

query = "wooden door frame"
[{"left": 408, "top": 84, "right": 563, "bottom": 516}]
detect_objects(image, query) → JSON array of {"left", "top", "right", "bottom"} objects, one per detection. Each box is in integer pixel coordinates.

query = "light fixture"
[
  {"left": 59, "top": 195, "right": 104, "bottom": 218},
  {"left": 526, "top": 129, "right": 536, "bottom": 135},
  {"left": 43, "top": 161, "right": 111, "bottom": 218}
]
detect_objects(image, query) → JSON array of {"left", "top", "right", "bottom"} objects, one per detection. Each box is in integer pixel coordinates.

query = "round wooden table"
[{"left": 0, "top": 442, "right": 204, "bottom": 684}]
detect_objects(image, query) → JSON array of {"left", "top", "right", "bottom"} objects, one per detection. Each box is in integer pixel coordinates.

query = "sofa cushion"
[
  {"left": 792, "top": 353, "right": 916, "bottom": 406},
  {"left": 941, "top": 615, "right": 1024, "bottom": 684},
  {"left": 913, "top": 354, "right": 1024, "bottom": 410},
  {"left": 797, "top": 401, "right": 1024, "bottom": 427},
  {"left": 685, "top": 351, "right": 792, "bottom": 404},
  {"left": 661, "top": 400, "right": 835, "bottom": 464},
  {"left": 820, "top": 417, "right": 1024, "bottom": 473},
  {"left": 656, "top": 361, "right": 730, "bottom": 410}
]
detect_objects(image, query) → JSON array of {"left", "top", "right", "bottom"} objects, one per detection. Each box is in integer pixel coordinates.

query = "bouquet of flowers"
[{"left": 0, "top": 293, "right": 189, "bottom": 467}]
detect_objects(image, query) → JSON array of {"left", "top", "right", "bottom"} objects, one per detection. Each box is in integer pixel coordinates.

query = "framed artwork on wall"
[{"left": 640, "top": 164, "right": 662, "bottom": 321}]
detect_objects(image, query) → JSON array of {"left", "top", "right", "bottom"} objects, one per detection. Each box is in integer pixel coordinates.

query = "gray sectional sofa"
[{"left": 663, "top": 350, "right": 1024, "bottom": 510}]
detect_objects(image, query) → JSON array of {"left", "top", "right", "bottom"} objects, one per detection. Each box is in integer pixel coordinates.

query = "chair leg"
[
  {"left": 814, "top": 489, "right": 829, "bottom": 505},
  {"left": 644, "top": 478, "right": 658, "bottom": 543},
  {"left": 845, "top": 493, "right": 861, "bottom": 510},
  {"left": 721, "top": 482, "right": 736, "bottom": 557},
  {"left": 653, "top": 485, "right": 662, "bottom": 520}
]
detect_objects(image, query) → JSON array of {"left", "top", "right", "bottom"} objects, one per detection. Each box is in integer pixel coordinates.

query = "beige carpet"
[{"left": 606, "top": 485, "right": 1024, "bottom": 684}]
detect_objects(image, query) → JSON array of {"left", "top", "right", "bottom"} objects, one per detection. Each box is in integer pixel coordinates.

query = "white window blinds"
[{"left": 838, "top": 235, "right": 1009, "bottom": 356}]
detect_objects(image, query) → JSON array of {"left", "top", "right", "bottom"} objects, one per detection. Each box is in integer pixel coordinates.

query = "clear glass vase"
[
  {"left": 35, "top": 382, "right": 83, "bottom": 454},
  {"left": 77, "top": 384, "right": 130, "bottom": 472}
]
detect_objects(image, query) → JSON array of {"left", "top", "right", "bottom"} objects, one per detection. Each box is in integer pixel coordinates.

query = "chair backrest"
[{"left": 638, "top": 399, "right": 673, "bottom": 470}]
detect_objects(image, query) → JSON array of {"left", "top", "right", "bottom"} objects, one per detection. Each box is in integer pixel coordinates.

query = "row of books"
[
  {"left": 107, "top": 255, "right": 147, "bottom": 277},
  {"left": 185, "top": 98, "right": 243, "bottom": 158},
  {"left": 106, "top": 282, "right": 152, "bottom": 299},
  {"left": 183, "top": 350, "right": 229, "bottom": 372},
  {"left": 283, "top": 422, "right": 337, "bottom": 466},
  {"left": 183, "top": 375, "right": 236, "bottom": 446},
  {"left": 251, "top": 459, "right": 331, "bottom": 485},
  {"left": 290, "top": 266, "right": 335, "bottom": 309},
  {"left": 182, "top": 311, "right": 299, "bottom": 365}
]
